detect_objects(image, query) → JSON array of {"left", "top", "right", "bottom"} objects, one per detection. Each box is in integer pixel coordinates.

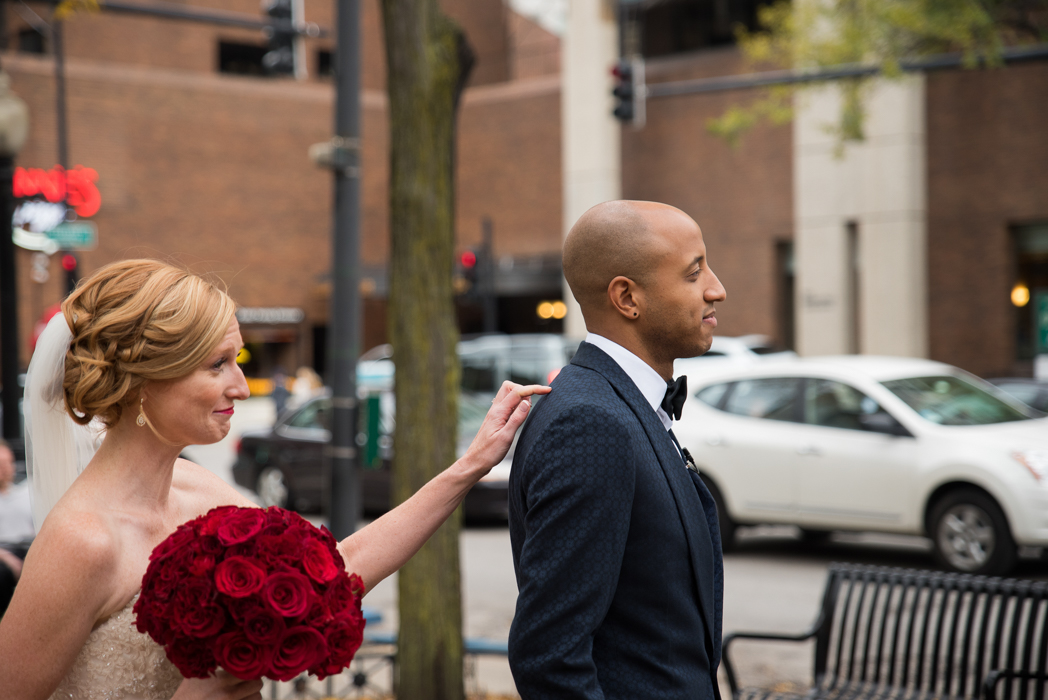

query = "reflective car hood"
[{"left": 923, "top": 416, "right": 1048, "bottom": 450}]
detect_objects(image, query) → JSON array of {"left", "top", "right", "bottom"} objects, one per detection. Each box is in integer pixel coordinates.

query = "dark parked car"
[
  {"left": 232, "top": 392, "right": 511, "bottom": 520},
  {"left": 987, "top": 377, "right": 1048, "bottom": 413}
]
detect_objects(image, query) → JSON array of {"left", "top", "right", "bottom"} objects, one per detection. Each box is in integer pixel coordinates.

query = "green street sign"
[
  {"left": 45, "top": 221, "right": 97, "bottom": 250},
  {"left": 1035, "top": 290, "right": 1048, "bottom": 354}
]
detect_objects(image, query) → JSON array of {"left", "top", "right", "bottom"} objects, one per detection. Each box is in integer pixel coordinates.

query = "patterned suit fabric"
[{"left": 508, "top": 342, "right": 724, "bottom": 700}]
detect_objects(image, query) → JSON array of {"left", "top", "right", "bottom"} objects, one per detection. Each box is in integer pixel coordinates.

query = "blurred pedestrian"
[
  {"left": 290, "top": 365, "right": 322, "bottom": 409},
  {"left": 271, "top": 368, "right": 290, "bottom": 418},
  {"left": 0, "top": 439, "right": 34, "bottom": 615}
]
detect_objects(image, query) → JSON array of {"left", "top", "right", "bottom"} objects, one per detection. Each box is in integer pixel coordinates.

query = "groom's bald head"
[{"left": 563, "top": 200, "right": 685, "bottom": 313}]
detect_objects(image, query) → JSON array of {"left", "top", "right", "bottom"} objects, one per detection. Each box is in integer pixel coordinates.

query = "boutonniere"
[{"left": 682, "top": 447, "right": 700, "bottom": 475}]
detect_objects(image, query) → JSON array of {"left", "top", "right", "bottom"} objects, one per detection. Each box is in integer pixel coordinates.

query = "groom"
[{"left": 508, "top": 200, "right": 727, "bottom": 700}]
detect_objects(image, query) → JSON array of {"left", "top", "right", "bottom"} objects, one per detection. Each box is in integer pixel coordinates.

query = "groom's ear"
[{"left": 607, "top": 276, "right": 642, "bottom": 321}]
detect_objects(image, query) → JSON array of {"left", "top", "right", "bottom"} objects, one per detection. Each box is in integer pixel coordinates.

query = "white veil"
[{"left": 23, "top": 313, "right": 104, "bottom": 531}]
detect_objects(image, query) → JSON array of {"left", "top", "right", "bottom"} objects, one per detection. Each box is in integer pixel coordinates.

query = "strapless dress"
[{"left": 49, "top": 593, "right": 183, "bottom": 700}]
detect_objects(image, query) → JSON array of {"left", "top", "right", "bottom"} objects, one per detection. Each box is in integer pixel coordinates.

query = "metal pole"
[
  {"left": 53, "top": 20, "right": 68, "bottom": 171},
  {"left": 481, "top": 217, "right": 496, "bottom": 334},
  {"left": 0, "top": 155, "right": 20, "bottom": 442},
  {"left": 326, "top": 0, "right": 361, "bottom": 539}
]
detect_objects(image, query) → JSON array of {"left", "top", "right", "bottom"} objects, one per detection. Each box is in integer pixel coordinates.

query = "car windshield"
[{"left": 882, "top": 375, "right": 1034, "bottom": 425}]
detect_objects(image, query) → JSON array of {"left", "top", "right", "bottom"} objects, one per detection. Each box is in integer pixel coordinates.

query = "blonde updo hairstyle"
[{"left": 61, "top": 259, "right": 237, "bottom": 428}]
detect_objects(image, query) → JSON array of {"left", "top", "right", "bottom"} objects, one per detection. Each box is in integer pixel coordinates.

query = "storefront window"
[{"left": 1012, "top": 223, "right": 1048, "bottom": 361}]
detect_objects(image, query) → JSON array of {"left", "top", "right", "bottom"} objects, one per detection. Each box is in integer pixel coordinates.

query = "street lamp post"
[{"left": 0, "top": 70, "right": 29, "bottom": 443}]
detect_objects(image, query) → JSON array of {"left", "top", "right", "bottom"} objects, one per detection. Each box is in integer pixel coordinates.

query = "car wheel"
[
  {"left": 702, "top": 476, "right": 737, "bottom": 552},
  {"left": 256, "top": 467, "right": 290, "bottom": 509},
  {"left": 930, "top": 489, "right": 1016, "bottom": 575}
]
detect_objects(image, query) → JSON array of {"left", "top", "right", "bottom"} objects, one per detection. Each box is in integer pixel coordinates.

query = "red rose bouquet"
[{"left": 134, "top": 506, "right": 365, "bottom": 681}]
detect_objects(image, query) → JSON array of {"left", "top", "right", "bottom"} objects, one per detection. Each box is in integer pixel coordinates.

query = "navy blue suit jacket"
[{"left": 508, "top": 342, "right": 724, "bottom": 700}]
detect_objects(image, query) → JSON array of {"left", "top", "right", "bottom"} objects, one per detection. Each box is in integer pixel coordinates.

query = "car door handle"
[
  {"left": 797, "top": 445, "right": 821, "bottom": 456},
  {"left": 705, "top": 435, "right": 727, "bottom": 447}
]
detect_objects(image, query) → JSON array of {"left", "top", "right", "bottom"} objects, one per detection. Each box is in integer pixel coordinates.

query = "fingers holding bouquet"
[
  {"left": 173, "top": 672, "right": 263, "bottom": 700},
  {"left": 461, "top": 381, "right": 551, "bottom": 473}
]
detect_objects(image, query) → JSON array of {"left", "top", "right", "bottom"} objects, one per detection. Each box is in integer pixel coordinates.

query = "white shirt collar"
[{"left": 585, "top": 333, "right": 673, "bottom": 430}]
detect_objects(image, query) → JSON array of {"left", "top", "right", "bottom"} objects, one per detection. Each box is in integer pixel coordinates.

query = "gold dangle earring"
[{"left": 137, "top": 397, "right": 146, "bottom": 427}]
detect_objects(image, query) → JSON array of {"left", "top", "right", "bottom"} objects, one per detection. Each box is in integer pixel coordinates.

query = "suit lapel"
[{"left": 571, "top": 343, "right": 717, "bottom": 653}]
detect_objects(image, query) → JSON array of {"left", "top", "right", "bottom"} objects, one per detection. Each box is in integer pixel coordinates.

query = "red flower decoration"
[{"left": 135, "top": 506, "right": 365, "bottom": 681}]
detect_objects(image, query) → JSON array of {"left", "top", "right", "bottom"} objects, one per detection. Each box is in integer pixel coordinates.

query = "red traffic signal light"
[
  {"left": 461, "top": 250, "right": 477, "bottom": 268},
  {"left": 61, "top": 254, "right": 77, "bottom": 272}
]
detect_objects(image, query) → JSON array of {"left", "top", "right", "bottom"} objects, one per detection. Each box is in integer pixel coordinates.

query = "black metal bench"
[{"left": 722, "top": 564, "right": 1048, "bottom": 700}]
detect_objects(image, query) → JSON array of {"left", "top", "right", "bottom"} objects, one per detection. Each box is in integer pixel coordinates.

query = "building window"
[
  {"left": 1012, "top": 223, "right": 1048, "bottom": 362},
  {"left": 18, "top": 29, "right": 46, "bottom": 54},
  {"left": 218, "top": 42, "right": 269, "bottom": 76},
  {"left": 317, "top": 50, "right": 334, "bottom": 77},
  {"left": 635, "top": 0, "right": 773, "bottom": 58}
]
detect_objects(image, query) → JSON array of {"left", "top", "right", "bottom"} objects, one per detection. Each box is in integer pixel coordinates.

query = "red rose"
[
  {"left": 302, "top": 539, "right": 341, "bottom": 584},
  {"left": 199, "top": 506, "right": 240, "bottom": 536},
  {"left": 254, "top": 533, "right": 298, "bottom": 566},
  {"left": 178, "top": 602, "right": 226, "bottom": 638},
  {"left": 216, "top": 508, "right": 265, "bottom": 546},
  {"left": 243, "top": 608, "right": 286, "bottom": 645},
  {"left": 166, "top": 635, "right": 217, "bottom": 679},
  {"left": 214, "top": 557, "right": 266, "bottom": 598},
  {"left": 270, "top": 626, "right": 329, "bottom": 681},
  {"left": 150, "top": 525, "right": 196, "bottom": 562},
  {"left": 213, "top": 630, "right": 273, "bottom": 680},
  {"left": 311, "top": 618, "right": 364, "bottom": 678},
  {"left": 226, "top": 596, "right": 265, "bottom": 625},
  {"left": 189, "top": 555, "right": 215, "bottom": 577},
  {"left": 263, "top": 571, "right": 314, "bottom": 618}
]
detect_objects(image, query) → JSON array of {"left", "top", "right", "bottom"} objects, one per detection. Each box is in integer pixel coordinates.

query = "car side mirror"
[{"left": 858, "top": 412, "right": 912, "bottom": 437}]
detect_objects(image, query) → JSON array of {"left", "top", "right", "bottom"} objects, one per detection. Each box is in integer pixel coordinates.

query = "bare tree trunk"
[{"left": 380, "top": 1, "right": 473, "bottom": 699}]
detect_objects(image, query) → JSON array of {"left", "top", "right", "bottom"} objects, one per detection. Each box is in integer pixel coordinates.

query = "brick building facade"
[
  {"left": 3, "top": 0, "right": 1047, "bottom": 381},
  {"left": 3, "top": 0, "right": 563, "bottom": 378}
]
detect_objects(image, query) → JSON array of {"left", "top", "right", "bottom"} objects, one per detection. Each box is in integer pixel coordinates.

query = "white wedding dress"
[{"left": 49, "top": 594, "right": 183, "bottom": 700}]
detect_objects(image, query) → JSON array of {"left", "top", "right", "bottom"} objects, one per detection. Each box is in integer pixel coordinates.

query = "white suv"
[{"left": 672, "top": 355, "right": 1048, "bottom": 575}]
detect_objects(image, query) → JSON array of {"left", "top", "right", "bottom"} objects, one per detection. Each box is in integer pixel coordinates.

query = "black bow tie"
[{"left": 662, "top": 376, "right": 687, "bottom": 421}]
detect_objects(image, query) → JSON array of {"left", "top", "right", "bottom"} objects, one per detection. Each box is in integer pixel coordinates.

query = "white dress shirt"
[{"left": 585, "top": 333, "right": 674, "bottom": 431}]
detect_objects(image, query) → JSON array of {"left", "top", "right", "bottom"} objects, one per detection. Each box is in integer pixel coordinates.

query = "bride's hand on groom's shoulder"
[
  {"left": 173, "top": 672, "right": 263, "bottom": 700},
  {"left": 460, "top": 381, "right": 551, "bottom": 475}
]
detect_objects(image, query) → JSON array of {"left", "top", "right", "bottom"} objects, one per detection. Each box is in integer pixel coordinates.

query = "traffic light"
[
  {"left": 612, "top": 60, "right": 634, "bottom": 122},
  {"left": 262, "top": 0, "right": 296, "bottom": 75},
  {"left": 61, "top": 253, "right": 78, "bottom": 295},
  {"left": 611, "top": 57, "right": 646, "bottom": 128},
  {"left": 460, "top": 249, "right": 478, "bottom": 293}
]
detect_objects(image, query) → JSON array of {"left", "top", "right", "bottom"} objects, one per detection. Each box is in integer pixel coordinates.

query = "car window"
[
  {"left": 462, "top": 356, "right": 498, "bottom": 393},
  {"left": 804, "top": 379, "right": 884, "bottom": 431},
  {"left": 695, "top": 382, "right": 731, "bottom": 409},
  {"left": 458, "top": 393, "right": 489, "bottom": 439},
  {"left": 883, "top": 375, "right": 1034, "bottom": 425},
  {"left": 287, "top": 400, "right": 331, "bottom": 430},
  {"left": 994, "top": 382, "right": 1042, "bottom": 407},
  {"left": 723, "top": 377, "right": 801, "bottom": 422},
  {"left": 508, "top": 357, "right": 545, "bottom": 386}
]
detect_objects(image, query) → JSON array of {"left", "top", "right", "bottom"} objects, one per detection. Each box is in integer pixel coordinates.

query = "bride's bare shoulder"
[
  {"left": 29, "top": 501, "right": 121, "bottom": 596},
  {"left": 172, "top": 457, "right": 258, "bottom": 515}
]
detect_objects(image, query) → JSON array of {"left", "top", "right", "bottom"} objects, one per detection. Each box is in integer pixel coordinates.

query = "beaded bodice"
[{"left": 49, "top": 594, "right": 183, "bottom": 700}]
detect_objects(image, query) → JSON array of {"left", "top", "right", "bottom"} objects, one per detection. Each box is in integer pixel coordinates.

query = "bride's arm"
[
  {"left": 0, "top": 510, "right": 121, "bottom": 700},
  {"left": 337, "top": 381, "right": 549, "bottom": 592}
]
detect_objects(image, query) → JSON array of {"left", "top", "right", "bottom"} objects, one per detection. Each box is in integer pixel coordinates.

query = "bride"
[{"left": 0, "top": 259, "right": 548, "bottom": 700}]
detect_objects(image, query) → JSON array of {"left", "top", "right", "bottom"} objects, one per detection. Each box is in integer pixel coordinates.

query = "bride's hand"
[
  {"left": 459, "top": 381, "right": 551, "bottom": 475},
  {"left": 172, "top": 672, "right": 263, "bottom": 700}
]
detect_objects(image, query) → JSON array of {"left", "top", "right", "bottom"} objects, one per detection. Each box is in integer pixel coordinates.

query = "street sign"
[
  {"left": 1035, "top": 290, "right": 1048, "bottom": 354},
  {"left": 45, "top": 221, "right": 97, "bottom": 250}
]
